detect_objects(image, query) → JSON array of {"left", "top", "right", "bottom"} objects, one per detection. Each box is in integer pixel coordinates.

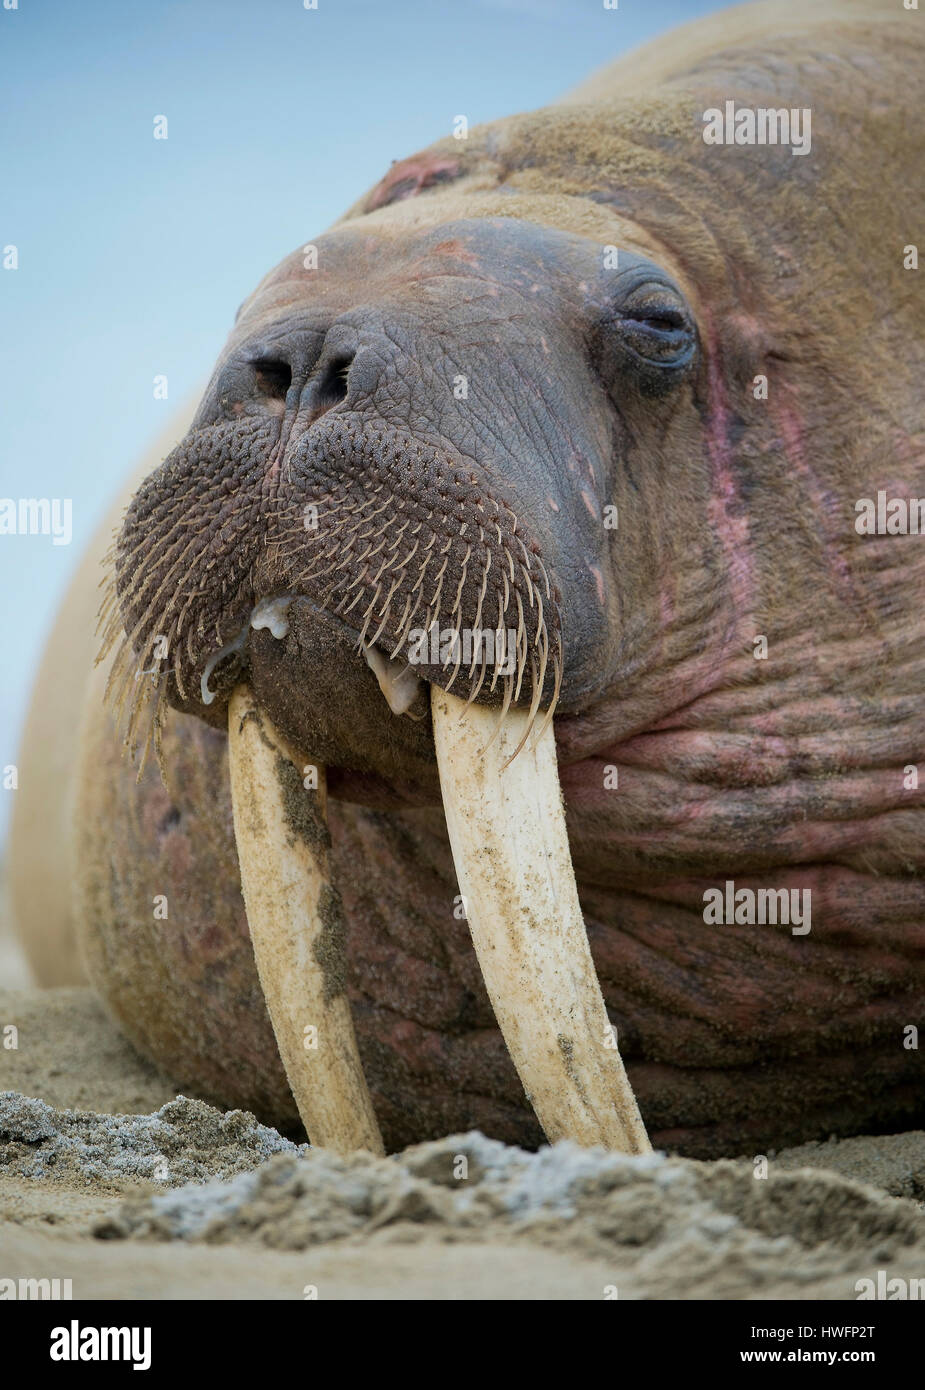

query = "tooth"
[
  {"left": 201, "top": 627, "right": 248, "bottom": 706},
  {"left": 431, "top": 687, "right": 651, "bottom": 1154},
  {"left": 227, "top": 684, "right": 384, "bottom": 1155},
  {"left": 362, "top": 644, "right": 423, "bottom": 715},
  {"left": 250, "top": 594, "right": 294, "bottom": 639}
]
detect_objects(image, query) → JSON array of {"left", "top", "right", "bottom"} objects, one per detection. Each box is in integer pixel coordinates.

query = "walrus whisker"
[
  {"left": 340, "top": 588, "right": 367, "bottom": 617},
  {"left": 173, "top": 640, "right": 189, "bottom": 705},
  {"left": 533, "top": 587, "right": 544, "bottom": 646},
  {"left": 118, "top": 517, "right": 214, "bottom": 620},
  {"left": 532, "top": 639, "right": 563, "bottom": 749},
  {"left": 397, "top": 586, "right": 427, "bottom": 650},
  {"left": 429, "top": 574, "right": 447, "bottom": 624},
  {"left": 393, "top": 540, "right": 421, "bottom": 572},
  {"left": 468, "top": 556, "right": 491, "bottom": 676},
  {"left": 450, "top": 544, "right": 471, "bottom": 617},
  {"left": 135, "top": 678, "right": 168, "bottom": 781},
  {"left": 489, "top": 593, "right": 506, "bottom": 695},
  {"left": 368, "top": 552, "right": 396, "bottom": 588},
  {"left": 385, "top": 517, "right": 411, "bottom": 550},
  {"left": 467, "top": 652, "right": 489, "bottom": 705},
  {"left": 356, "top": 585, "right": 383, "bottom": 648},
  {"left": 513, "top": 589, "right": 527, "bottom": 698},
  {"left": 482, "top": 668, "right": 515, "bottom": 752},
  {"left": 362, "top": 534, "right": 390, "bottom": 565},
  {"left": 427, "top": 553, "right": 451, "bottom": 606},
  {"left": 532, "top": 629, "right": 550, "bottom": 725},
  {"left": 443, "top": 643, "right": 465, "bottom": 693},
  {"left": 514, "top": 561, "right": 536, "bottom": 611},
  {"left": 367, "top": 598, "right": 396, "bottom": 649},
  {"left": 513, "top": 634, "right": 527, "bottom": 706},
  {"left": 387, "top": 595, "right": 414, "bottom": 660},
  {"left": 410, "top": 552, "right": 433, "bottom": 594}
]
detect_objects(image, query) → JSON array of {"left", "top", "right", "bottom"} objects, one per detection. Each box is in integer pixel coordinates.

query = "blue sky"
[{"left": 0, "top": 0, "right": 725, "bottom": 838}]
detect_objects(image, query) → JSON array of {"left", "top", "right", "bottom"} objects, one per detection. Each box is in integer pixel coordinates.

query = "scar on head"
[{"left": 367, "top": 157, "right": 462, "bottom": 212}]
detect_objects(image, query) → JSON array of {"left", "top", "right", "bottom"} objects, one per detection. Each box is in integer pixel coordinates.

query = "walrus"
[{"left": 10, "top": 0, "right": 924, "bottom": 1158}]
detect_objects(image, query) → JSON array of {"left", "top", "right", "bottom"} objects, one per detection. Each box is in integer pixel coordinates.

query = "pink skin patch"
[
  {"left": 587, "top": 563, "right": 605, "bottom": 606},
  {"left": 366, "top": 156, "right": 461, "bottom": 212},
  {"left": 700, "top": 305, "right": 756, "bottom": 656},
  {"left": 429, "top": 238, "right": 479, "bottom": 265}
]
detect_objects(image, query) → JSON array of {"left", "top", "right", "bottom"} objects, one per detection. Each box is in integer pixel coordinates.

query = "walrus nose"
[{"left": 214, "top": 336, "right": 358, "bottom": 427}]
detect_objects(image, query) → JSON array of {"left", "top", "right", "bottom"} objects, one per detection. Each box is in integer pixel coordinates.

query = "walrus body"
[{"left": 12, "top": 0, "right": 924, "bottom": 1157}]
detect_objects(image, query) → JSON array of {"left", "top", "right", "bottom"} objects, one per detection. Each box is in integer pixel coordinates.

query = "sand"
[{"left": 2, "top": 982, "right": 925, "bottom": 1300}]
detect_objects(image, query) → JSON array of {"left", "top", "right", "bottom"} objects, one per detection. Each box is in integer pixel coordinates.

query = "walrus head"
[
  {"left": 103, "top": 138, "right": 709, "bottom": 1156},
  {"left": 112, "top": 211, "right": 698, "bottom": 776}
]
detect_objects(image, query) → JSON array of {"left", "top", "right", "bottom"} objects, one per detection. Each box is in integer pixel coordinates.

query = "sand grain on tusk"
[
  {"left": 227, "top": 684, "right": 383, "bottom": 1156},
  {"left": 432, "top": 686, "right": 650, "bottom": 1154}
]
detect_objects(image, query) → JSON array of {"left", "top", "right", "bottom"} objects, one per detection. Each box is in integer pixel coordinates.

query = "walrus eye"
[
  {"left": 617, "top": 296, "right": 695, "bottom": 369},
  {"left": 593, "top": 276, "right": 696, "bottom": 399}
]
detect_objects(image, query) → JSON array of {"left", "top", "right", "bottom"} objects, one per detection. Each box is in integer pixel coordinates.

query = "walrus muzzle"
[{"left": 225, "top": 675, "right": 649, "bottom": 1156}]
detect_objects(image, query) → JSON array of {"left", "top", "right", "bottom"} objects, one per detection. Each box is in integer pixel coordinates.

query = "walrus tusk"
[
  {"left": 227, "top": 684, "right": 384, "bottom": 1156},
  {"left": 431, "top": 687, "right": 651, "bottom": 1154}
]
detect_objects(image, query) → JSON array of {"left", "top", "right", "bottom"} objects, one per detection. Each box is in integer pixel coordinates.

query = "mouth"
[{"left": 199, "top": 591, "right": 430, "bottom": 722}]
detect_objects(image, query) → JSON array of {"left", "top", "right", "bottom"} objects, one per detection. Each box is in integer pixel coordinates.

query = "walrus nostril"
[
  {"left": 253, "top": 359, "right": 292, "bottom": 401},
  {"left": 303, "top": 353, "right": 353, "bottom": 420}
]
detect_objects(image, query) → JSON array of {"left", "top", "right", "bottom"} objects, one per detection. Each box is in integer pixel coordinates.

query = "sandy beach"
[{"left": 2, "top": 977, "right": 923, "bottom": 1301}]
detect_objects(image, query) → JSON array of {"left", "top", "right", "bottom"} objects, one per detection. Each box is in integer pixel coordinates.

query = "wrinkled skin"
[{"left": 74, "top": 0, "right": 925, "bottom": 1156}]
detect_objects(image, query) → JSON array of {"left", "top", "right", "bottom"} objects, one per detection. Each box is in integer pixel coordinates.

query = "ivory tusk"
[
  {"left": 431, "top": 686, "right": 650, "bottom": 1154},
  {"left": 227, "top": 683, "right": 384, "bottom": 1156}
]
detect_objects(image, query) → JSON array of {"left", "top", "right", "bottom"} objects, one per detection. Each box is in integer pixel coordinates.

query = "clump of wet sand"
[
  {"left": 0, "top": 1091, "right": 304, "bottom": 1190},
  {"left": 95, "top": 1125, "right": 925, "bottom": 1297}
]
